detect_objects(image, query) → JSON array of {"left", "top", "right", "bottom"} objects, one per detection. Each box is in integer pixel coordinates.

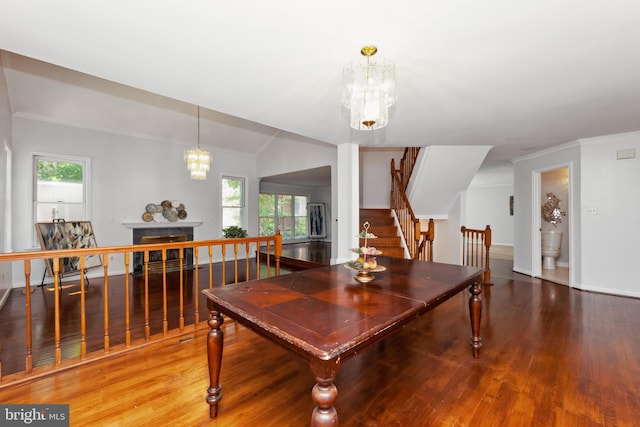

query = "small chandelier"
[
  {"left": 184, "top": 106, "right": 212, "bottom": 180},
  {"left": 342, "top": 45, "right": 396, "bottom": 130}
]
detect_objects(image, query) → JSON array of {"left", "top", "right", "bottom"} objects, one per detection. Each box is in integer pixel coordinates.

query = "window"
[
  {"left": 293, "top": 196, "right": 308, "bottom": 238},
  {"left": 259, "top": 192, "right": 308, "bottom": 239},
  {"left": 34, "top": 156, "right": 87, "bottom": 222},
  {"left": 221, "top": 177, "right": 245, "bottom": 229},
  {"left": 33, "top": 155, "right": 88, "bottom": 245},
  {"left": 258, "top": 193, "right": 276, "bottom": 236}
]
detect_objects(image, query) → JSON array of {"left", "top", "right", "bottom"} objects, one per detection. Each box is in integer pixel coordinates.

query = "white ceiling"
[{"left": 1, "top": 1, "right": 640, "bottom": 173}]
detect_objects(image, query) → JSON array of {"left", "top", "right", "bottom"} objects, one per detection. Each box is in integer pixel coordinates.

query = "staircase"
[{"left": 359, "top": 208, "right": 405, "bottom": 258}]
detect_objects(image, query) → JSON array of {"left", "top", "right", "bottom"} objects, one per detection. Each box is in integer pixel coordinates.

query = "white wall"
[
  {"left": 513, "top": 142, "right": 582, "bottom": 282},
  {"left": 255, "top": 135, "right": 336, "bottom": 179},
  {"left": 10, "top": 116, "right": 260, "bottom": 286},
  {"left": 258, "top": 181, "right": 332, "bottom": 241},
  {"left": 579, "top": 132, "right": 640, "bottom": 297},
  {"left": 432, "top": 195, "right": 463, "bottom": 264},
  {"left": 465, "top": 184, "right": 514, "bottom": 246},
  {"left": 0, "top": 55, "right": 11, "bottom": 302},
  {"left": 359, "top": 148, "right": 403, "bottom": 208},
  {"left": 256, "top": 134, "right": 337, "bottom": 255}
]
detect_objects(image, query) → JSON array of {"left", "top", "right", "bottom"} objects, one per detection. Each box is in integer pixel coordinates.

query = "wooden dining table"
[{"left": 203, "top": 256, "right": 484, "bottom": 426}]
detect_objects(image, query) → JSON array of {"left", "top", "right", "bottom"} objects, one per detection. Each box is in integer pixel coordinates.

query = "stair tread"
[
  {"left": 360, "top": 218, "right": 394, "bottom": 226},
  {"left": 360, "top": 211, "right": 393, "bottom": 218},
  {"left": 362, "top": 227, "right": 397, "bottom": 238},
  {"left": 360, "top": 208, "right": 405, "bottom": 259},
  {"left": 375, "top": 249, "right": 406, "bottom": 258},
  {"left": 360, "top": 238, "right": 401, "bottom": 246}
]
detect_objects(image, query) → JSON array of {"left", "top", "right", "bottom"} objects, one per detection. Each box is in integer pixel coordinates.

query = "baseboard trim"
[
  {"left": 578, "top": 284, "right": 640, "bottom": 299},
  {"left": 513, "top": 267, "right": 533, "bottom": 276}
]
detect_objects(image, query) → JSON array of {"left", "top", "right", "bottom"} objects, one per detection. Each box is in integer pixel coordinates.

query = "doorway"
[{"left": 533, "top": 166, "right": 571, "bottom": 286}]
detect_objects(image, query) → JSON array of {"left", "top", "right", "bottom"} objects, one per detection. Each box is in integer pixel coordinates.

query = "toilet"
[{"left": 541, "top": 230, "right": 563, "bottom": 270}]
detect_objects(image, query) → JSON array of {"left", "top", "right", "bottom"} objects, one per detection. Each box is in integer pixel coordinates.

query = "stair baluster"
[{"left": 390, "top": 147, "right": 434, "bottom": 260}]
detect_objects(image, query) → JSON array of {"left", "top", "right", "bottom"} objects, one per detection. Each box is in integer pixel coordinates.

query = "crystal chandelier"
[
  {"left": 184, "top": 106, "right": 212, "bottom": 180},
  {"left": 342, "top": 46, "right": 396, "bottom": 130}
]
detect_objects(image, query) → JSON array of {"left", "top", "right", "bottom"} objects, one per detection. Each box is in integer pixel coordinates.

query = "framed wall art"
[
  {"left": 35, "top": 221, "right": 102, "bottom": 276},
  {"left": 308, "top": 203, "right": 326, "bottom": 239}
]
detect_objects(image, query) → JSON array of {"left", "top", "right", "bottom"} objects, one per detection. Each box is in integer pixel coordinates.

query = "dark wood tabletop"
[{"left": 203, "top": 256, "right": 484, "bottom": 426}]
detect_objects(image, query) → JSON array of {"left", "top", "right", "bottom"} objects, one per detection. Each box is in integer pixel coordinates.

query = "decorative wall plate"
[{"left": 142, "top": 200, "right": 188, "bottom": 223}]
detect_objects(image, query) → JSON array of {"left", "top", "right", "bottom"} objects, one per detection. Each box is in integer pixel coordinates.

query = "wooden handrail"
[
  {"left": 416, "top": 219, "right": 435, "bottom": 262},
  {"left": 399, "top": 147, "right": 420, "bottom": 190},
  {"left": 0, "top": 232, "right": 282, "bottom": 386},
  {"left": 460, "top": 225, "right": 492, "bottom": 285},
  {"left": 390, "top": 149, "right": 434, "bottom": 260}
]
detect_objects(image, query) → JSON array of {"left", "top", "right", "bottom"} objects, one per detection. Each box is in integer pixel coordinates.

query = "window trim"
[
  {"left": 221, "top": 175, "right": 247, "bottom": 234},
  {"left": 258, "top": 191, "right": 309, "bottom": 241},
  {"left": 3, "top": 141, "right": 12, "bottom": 252},
  {"left": 32, "top": 152, "right": 91, "bottom": 247}
]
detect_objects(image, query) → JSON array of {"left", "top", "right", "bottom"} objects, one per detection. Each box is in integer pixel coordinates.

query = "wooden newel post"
[
  {"left": 426, "top": 218, "right": 435, "bottom": 261},
  {"left": 275, "top": 229, "right": 282, "bottom": 276},
  {"left": 483, "top": 225, "right": 492, "bottom": 285},
  {"left": 413, "top": 220, "right": 421, "bottom": 258}
]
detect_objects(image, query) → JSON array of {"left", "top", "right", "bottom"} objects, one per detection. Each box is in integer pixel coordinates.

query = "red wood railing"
[
  {"left": 0, "top": 233, "right": 282, "bottom": 386},
  {"left": 390, "top": 147, "right": 434, "bottom": 260},
  {"left": 399, "top": 147, "right": 420, "bottom": 190},
  {"left": 460, "top": 225, "right": 492, "bottom": 285},
  {"left": 391, "top": 158, "right": 420, "bottom": 259},
  {"left": 416, "top": 219, "right": 435, "bottom": 262}
]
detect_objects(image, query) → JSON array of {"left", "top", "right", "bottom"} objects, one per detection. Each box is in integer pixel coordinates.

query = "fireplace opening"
[
  {"left": 140, "top": 234, "right": 187, "bottom": 274},
  {"left": 132, "top": 227, "right": 194, "bottom": 275}
]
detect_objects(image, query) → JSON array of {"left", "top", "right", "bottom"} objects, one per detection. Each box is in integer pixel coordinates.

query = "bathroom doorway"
[{"left": 534, "top": 166, "right": 570, "bottom": 286}]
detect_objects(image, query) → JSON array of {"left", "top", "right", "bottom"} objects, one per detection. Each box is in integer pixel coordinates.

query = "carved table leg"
[
  {"left": 468, "top": 278, "right": 482, "bottom": 359},
  {"left": 206, "top": 310, "right": 224, "bottom": 418},
  {"left": 310, "top": 357, "right": 341, "bottom": 426}
]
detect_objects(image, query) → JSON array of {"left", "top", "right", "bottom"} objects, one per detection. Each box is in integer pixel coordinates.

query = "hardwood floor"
[
  {"left": 540, "top": 266, "right": 569, "bottom": 286},
  {"left": 1, "top": 258, "right": 639, "bottom": 426},
  {"left": 260, "top": 241, "right": 332, "bottom": 269},
  {"left": 280, "top": 241, "right": 331, "bottom": 266}
]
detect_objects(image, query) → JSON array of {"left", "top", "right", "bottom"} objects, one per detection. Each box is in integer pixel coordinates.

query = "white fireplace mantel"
[{"left": 122, "top": 221, "right": 203, "bottom": 229}]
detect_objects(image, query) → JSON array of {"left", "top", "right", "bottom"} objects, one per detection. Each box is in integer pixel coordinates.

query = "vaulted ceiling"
[{"left": 1, "top": 1, "right": 639, "bottom": 172}]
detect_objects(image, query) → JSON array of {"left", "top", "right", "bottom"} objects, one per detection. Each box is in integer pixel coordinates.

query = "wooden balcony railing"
[
  {"left": 0, "top": 232, "right": 282, "bottom": 386},
  {"left": 460, "top": 225, "right": 492, "bottom": 285}
]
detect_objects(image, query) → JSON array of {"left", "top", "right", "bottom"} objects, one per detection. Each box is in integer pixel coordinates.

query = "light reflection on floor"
[{"left": 540, "top": 266, "right": 569, "bottom": 286}]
